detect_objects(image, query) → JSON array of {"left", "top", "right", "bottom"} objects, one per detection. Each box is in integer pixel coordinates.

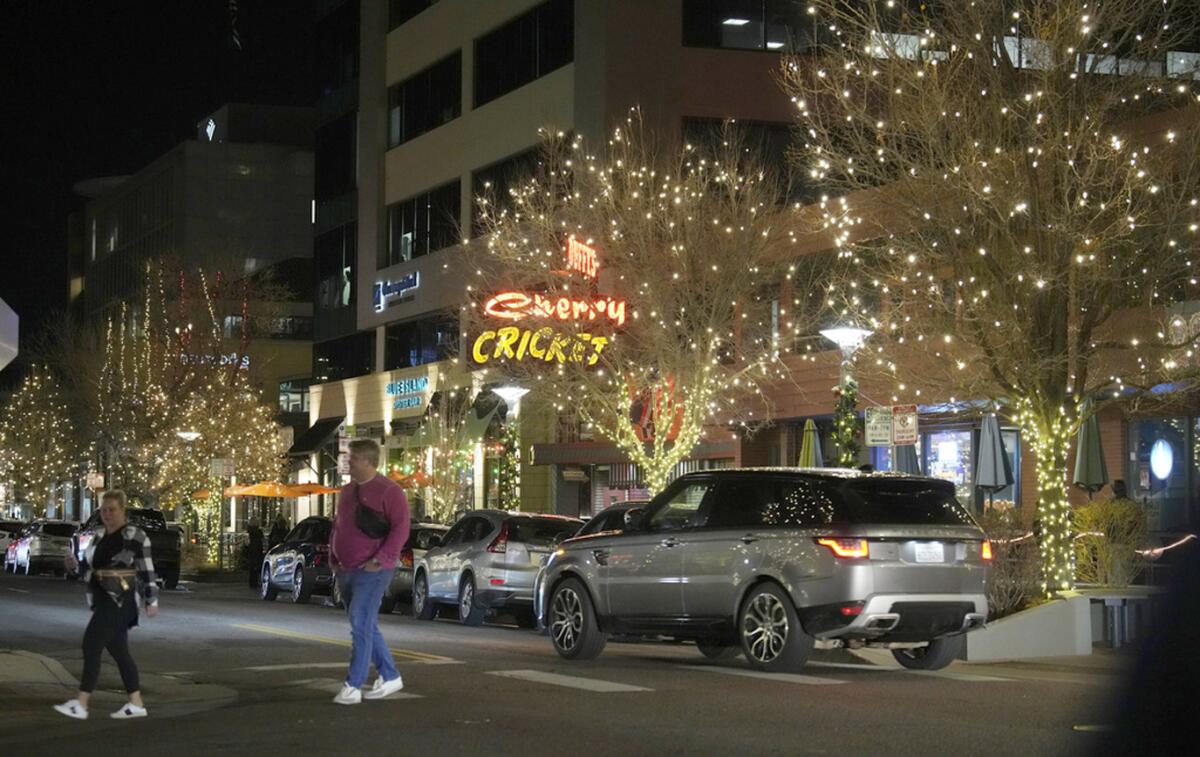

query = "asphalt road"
[{"left": 0, "top": 569, "right": 1126, "bottom": 756}]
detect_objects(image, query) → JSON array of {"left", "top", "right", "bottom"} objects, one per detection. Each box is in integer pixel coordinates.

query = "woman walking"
[{"left": 54, "top": 489, "right": 160, "bottom": 720}]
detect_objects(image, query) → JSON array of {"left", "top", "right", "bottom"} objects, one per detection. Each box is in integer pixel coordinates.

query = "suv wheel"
[
  {"left": 549, "top": 578, "right": 607, "bottom": 660},
  {"left": 291, "top": 566, "right": 313, "bottom": 604},
  {"left": 260, "top": 565, "right": 278, "bottom": 600},
  {"left": 412, "top": 572, "right": 437, "bottom": 620},
  {"left": 739, "top": 583, "right": 813, "bottom": 672},
  {"left": 162, "top": 565, "right": 180, "bottom": 591},
  {"left": 892, "top": 635, "right": 964, "bottom": 671},
  {"left": 457, "top": 575, "right": 485, "bottom": 626},
  {"left": 696, "top": 639, "right": 740, "bottom": 660}
]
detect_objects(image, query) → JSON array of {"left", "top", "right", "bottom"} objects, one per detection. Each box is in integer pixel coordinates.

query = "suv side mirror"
[{"left": 623, "top": 508, "right": 646, "bottom": 531}]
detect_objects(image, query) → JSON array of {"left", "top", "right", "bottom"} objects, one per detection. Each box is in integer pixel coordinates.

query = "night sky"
[{"left": 0, "top": 0, "right": 315, "bottom": 384}]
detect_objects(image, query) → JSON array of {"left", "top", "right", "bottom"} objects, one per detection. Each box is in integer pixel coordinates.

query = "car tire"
[
  {"left": 738, "top": 582, "right": 813, "bottom": 673},
  {"left": 457, "top": 575, "right": 485, "bottom": 626},
  {"left": 291, "top": 566, "right": 314, "bottom": 604},
  {"left": 548, "top": 578, "right": 607, "bottom": 661},
  {"left": 891, "top": 635, "right": 964, "bottom": 671},
  {"left": 412, "top": 572, "right": 437, "bottom": 620},
  {"left": 379, "top": 593, "right": 398, "bottom": 615},
  {"left": 162, "top": 566, "right": 180, "bottom": 591},
  {"left": 260, "top": 565, "right": 278, "bottom": 601},
  {"left": 696, "top": 639, "right": 741, "bottom": 660}
]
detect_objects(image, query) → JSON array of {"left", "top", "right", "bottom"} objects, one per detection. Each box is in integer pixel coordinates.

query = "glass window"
[
  {"left": 312, "top": 332, "right": 375, "bottom": 383},
  {"left": 315, "top": 112, "right": 357, "bottom": 201},
  {"left": 440, "top": 520, "right": 468, "bottom": 545},
  {"left": 474, "top": 0, "right": 574, "bottom": 107},
  {"left": 310, "top": 520, "right": 332, "bottom": 543},
  {"left": 471, "top": 147, "right": 541, "bottom": 235},
  {"left": 832, "top": 479, "right": 976, "bottom": 526},
  {"left": 704, "top": 480, "right": 767, "bottom": 528},
  {"left": 647, "top": 481, "right": 715, "bottom": 531},
  {"left": 462, "top": 517, "right": 493, "bottom": 544},
  {"left": 505, "top": 517, "right": 580, "bottom": 545},
  {"left": 387, "top": 52, "right": 461, "bottom": 148},
  {"left": 384, "top": 180, "right": 461, "bottom": 267},
  {"left": 279, "top": 379, "right": 313, "bottom": 414},
  {"left": 384, "top": 313, "right": 459, "bottom": 370},
  {"left": 1129, "top": 417, "right": 1189, "bottom": 531},
  {"left": 316, "top": 0, "right": 359, "bottom": 99},
  {"left": 410, "top": 529, "right": 445, "bottom": 550},
  {"left": 682, "top": 0, "right": 822, "bottom": 53},
  {"left": 316, "top": 223, "right": 356, "bottom": 312},
  {"left": 923, "top": 429, "right": 974, "bottom": 505}
]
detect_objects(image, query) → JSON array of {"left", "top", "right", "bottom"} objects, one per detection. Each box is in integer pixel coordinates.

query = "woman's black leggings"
[{"left": 80, "top": 596, "right": 140, "bottom": 694}]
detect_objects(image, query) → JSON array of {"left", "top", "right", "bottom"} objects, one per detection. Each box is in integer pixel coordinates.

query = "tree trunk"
[{"left": 1025, "top": 408, "right": 1075, "bottom": 595}]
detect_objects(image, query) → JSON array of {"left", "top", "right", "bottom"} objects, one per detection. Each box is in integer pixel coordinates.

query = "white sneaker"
[
  {"left": 363, "top": 675, "right": 404, "bottom": 700},
  {"left": 53, "top": 699, "right": 88, "bottom": 720},
  {"left": 111, "top": 703, "right": 148, "bottom": 719},
  {"left": 332, "top": 684, "right": 362, "bottom": 705}
]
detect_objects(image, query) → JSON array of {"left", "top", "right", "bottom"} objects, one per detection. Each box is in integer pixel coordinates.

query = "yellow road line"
[{"left": 231, "top": 623, "right": 452, "bottom": 663}]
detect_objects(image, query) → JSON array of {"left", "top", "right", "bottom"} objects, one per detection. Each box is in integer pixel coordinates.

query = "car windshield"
[
  {"left": 831, "top": 479, "right": 976, "bottom": 526},
  {"left": 128, "top": 510, "right": 167, "bottom": 530},
  {"left": 504, "top": 517, "right": 580, "bottom": 546},
  {"left": 309, "top": 520, "right": 332, "bottom": 543},
  {"left": 42, "top": 523, "right": 77, "bottom": 537}
]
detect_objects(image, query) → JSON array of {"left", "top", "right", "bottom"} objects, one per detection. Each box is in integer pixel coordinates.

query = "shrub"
[
  {"left": 1073, "top": 498, "right": 1148, "bottom": 587},
  {"left": 978, "top": 504, "right": 1039, "bottom": 619}
]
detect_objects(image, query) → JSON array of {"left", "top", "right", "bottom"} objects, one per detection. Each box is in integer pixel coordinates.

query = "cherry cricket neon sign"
[{"left": 470, "top": 237, "right": 626, "bottom": 367}]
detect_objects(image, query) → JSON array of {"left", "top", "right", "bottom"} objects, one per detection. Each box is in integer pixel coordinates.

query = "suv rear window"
[
  {"left": 832, "top": 479, "right": 975, "bottom": 525},
  {"left": 504, "top": 517, "right": 580, "bottom": 546},
  {"left": 42, "top": 523, "right": 77, "bottom": 537}
]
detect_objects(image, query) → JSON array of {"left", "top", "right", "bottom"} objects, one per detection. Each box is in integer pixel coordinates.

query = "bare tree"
[
  {"left": 781, "top": 0, "right": 1200, "bottom": 591},
  {"left": 468, "top": 116, "right": 819, "bottom": 493}
]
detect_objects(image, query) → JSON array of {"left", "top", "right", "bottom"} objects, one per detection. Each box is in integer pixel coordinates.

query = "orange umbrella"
[
  {"left": 225, "top": 481, "right": 298, "bottom": 498},
  {"left": 290, "top": 483, "right": 341, "bottom": 496},
  {"left": 191, "top": 489, "right": 212, "bottom": 500},
  {"left": 388, "top": 470, "right": 434, "bottom": 488}
]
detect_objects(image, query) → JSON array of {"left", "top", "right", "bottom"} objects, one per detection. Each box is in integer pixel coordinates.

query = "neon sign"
[
  {"left": 471, "top": 327, "right": 609, "bottom": 366},
  {"left": 567, "top": 238, "right": 599, "bottom": 279},
  {"left": 386, "top": 375, "right": 430, "bottom": 411},
  {"left": 483, "top": 291, "right": 627, "bottom": 327},
  {"left": 373, "top": 272, "right": 420, "bottom": 312}
]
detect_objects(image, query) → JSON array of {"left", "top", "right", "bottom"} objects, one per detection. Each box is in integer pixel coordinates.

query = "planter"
[{"left": 961, "top": 591, "right": 1092, "bottom": 661}]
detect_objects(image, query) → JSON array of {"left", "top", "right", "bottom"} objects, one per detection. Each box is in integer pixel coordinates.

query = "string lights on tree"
[
  {"left": 0, "top": 364, "right": 73, "bottom": 515},
  {"left": 783, "top": 0, "right": 1200, "bottom": 593}
]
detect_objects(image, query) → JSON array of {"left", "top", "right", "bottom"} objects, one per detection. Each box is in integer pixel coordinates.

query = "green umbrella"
[
  {"left": 1073, "top": 398, "right": 1108, "bottom": 497},
  {"left": 798, "top": 419, "right": 824, "bottom": 468}
]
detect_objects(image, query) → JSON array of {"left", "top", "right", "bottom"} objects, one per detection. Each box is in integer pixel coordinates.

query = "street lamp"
[
  {"left": 493, "top": 385, "right": 531, "bottom": 419},
  {"left": 492, "top": 385, "right": 530, "bottom": 508},
  {"left": 821, "top": 324, "right": 872, "bottom": 468},
  {"left": 820, "top": 325, "right": 873, "bottom": 385},
  {"left": 176, "top": 430, "right": 201, "bottom": 443}
]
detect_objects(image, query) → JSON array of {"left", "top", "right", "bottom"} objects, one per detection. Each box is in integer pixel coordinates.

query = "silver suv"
[
  {"left": 539, "top": 469, "right": 990, "bottom": 672},
  {"left": 412, "top": 511, "right": 582, "bottom": 627}
]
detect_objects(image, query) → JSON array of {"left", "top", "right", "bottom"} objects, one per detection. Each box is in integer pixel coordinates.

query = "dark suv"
[
  {"left": 540, "top": 469, "right": 990, "bottom": 672},
  {"left": 77, "top": 508, "right": 181, "bottom": 589},
  {"left": 260, "top": 516, "right": 334, "bottom": 604}
]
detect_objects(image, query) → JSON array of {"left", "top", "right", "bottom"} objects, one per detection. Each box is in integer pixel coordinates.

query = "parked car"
[
  {"left": 329, "top": 523, "right": 451, "bottom": 614},
  {"left": 534, "top": 502, "right": 646, "bottom": 630},
  {"left": 539, "top": 469, "right": 990, "bottom": 672},
  {"left": 412, "top": 511, "right": 583, "bottom": 627},
  {"left": 76, "top": 508, "right": 183, "bottom": 589},
  {"left": 11, "top": 520, "right": 78, "bottom": 575},
  {"left": 2, "top": 521, "right": 28, "bottom": 571},
  {"left": 260, "top": 516, "right": 334, "bottom": 604}
]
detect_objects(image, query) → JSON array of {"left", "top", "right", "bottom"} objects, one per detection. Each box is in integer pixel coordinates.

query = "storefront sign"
[
  {"left": 372, "top": 272, "right": 420, "bottom": 313},
  {"left": 483, "top": 292, "right": 627, "bottom": 327},
  {"left": 181, "top": 352, "right": 250, "bottom": 370},
  {"left": 865, "top": 406, "right": 893, "bottom": 447},
  {"left": 210, "top": 458, "right": 235, "bottom": 479},
  {"left": 470, "top": 326, "right": 609, "bottom": 366},
  {"left": 891, "top": 404, "right": 919, "bottom": 445},
  {"left": 386, "top": 375, "right": 431, "bottom": 411},
  {"left": 85, "top": 472, "right": 105, "bottom": 491},
  {"left": 567, "top": 238, "right": 599, "bottom": 279}
]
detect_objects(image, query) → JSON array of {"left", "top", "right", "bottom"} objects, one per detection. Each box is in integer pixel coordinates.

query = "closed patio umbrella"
[
  {"left": 798, "top": 419, "right": 824, "bottom": 468},
  {"left": 1073, "top": 398, "right": 1108, "bottom": 498},
  {"left": 974, "top": 413, "right": 1014, "bottom": 508},
  {"left": 893, "top": 444, "right": 922, "bottom": 475}
]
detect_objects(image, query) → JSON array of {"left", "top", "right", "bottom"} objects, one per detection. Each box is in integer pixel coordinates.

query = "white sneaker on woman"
[
  {"left": 111, "top": 703, "right": 148, "bottom": 719},
  {"left": 332, "top": 684, "right": 362, "bottom": 705},
  {"left": 363, "top": 675, "right": 404, "bottom": 700},
  {"left": 52, "top": 700, "right": 88, "bottom": 720}
]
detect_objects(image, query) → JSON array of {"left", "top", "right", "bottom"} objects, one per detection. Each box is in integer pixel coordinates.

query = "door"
[
  {"left": 275, "top": 522, "right": 309, "bottom": 585},
  {"left": 603, "top": 479, "right": 716, "bottom": 624},
  {"left": 682, "top": 478, "right": 770, "bottom": 621},
  {"left": 430, "top": 517, "right": 486, "bottom": 599}
]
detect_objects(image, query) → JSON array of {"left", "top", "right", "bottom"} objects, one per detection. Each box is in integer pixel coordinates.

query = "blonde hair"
[{"left": 101, "top": 489, "right": 128, "bottom": 508}]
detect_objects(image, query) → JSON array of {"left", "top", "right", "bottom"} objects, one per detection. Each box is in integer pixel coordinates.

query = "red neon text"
[
  {"left": 484, "top": 291, "right": 626, "bottom": 327},
  {"left": 567, "top": 238, "right": 599, "bottom": 279}
]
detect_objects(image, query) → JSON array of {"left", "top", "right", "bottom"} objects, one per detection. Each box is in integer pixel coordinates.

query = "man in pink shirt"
[{"left": 329, "top": 438, "right": 410, "bottom": 705}]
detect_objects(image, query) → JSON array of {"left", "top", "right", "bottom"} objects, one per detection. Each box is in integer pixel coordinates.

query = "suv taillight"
[
  {"left": 487, "top": 523, "right": 509, "bottom": 554},
  {"left": 815, "top": 538, "right": 870, "bottom": 559},
  {"left": 981, "top": 540, "right": 993, "bottom": 561},
  {"left": 400, "top": 548, "right": 413, "bottom": 568}
]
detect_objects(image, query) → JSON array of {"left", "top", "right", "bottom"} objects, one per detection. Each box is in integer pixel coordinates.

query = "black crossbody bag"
[{"left": 354, "top": 483, "right": 391, "bottom": 539}]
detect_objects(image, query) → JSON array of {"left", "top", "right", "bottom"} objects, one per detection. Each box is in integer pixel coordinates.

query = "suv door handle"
[
  {"left": 660, "top": 537, "right": 679, "bottom": 548},
  {"left": 741, "top": 534, "right": 759, "bottom": 544}
]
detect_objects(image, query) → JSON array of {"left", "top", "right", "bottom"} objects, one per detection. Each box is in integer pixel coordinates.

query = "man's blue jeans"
[{"left": 337, "top": 568, "right": 400, "bottom": 689}]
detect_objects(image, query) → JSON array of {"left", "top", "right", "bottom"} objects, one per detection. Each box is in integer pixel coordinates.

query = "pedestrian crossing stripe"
[
  {"left": 230, "top": 622, "right": 458, "bottom": 664},
  {"left": 486, "top": 669, "right": 652, "bottom": 692},
  {"left": 680, "top": 664, "right": 846, "bottom": 685}
]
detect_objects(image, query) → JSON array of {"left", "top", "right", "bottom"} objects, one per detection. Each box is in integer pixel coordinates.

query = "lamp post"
[
  {"left": 819, "top": 326, "right": 873, "bottom": 385},
  {"left": 493, "top": 385, "right": 530, "bottom": 508},
  {"left": 820, "top": 325, "right": 872, "bottom": 468}
]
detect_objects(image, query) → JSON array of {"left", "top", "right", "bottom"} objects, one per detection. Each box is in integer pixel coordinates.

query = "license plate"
[{"left": 913, "top": 542, "right": 943, "bottom": 563}]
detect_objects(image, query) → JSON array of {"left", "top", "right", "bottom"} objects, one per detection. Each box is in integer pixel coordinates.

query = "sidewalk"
[
  {"left": 0, "top": 649, "right": 237, "bottom": 730},
  {"left": 850, "top": 644, "right": 1133, "bottom": 684}
]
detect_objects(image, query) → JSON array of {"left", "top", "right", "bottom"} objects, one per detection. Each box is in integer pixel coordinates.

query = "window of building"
[
  {"left": 312, "top": 332, "right": 374, "bottom": 383},
  {"left": 279, "top": 379, "right": 313, "bottom": 414},
  {"left": 316, "top": 0, "right": 360, "bottom": 99},
  {"left": 474, "top": 0, "right": 574, "bottom": 108},
  {"left": 315, "top": 112, "right": 357, "bottom": 201},
  {"left": 387, "top": 52, "right": 461, "bottom": 148},
  {"left": 389, "top": 0, "right": 439, "bottom": 31},
  {"left": 1128, "top": 417, "right": 1193, "bottom": 532},
  {"left": 682, "top": 0, "right": 822, "bottom": 53},
  {"left": 383, "top": 180, "right": 461, "bottom": 267},
  {"left": 316, "top": 223, "right": 356, "bottom": 311},
  {"left": 471, "top": 147, "right": 541, "bottom": 235},
  {"left": 383, "top": 312, "right": 459, "bottom": 371}
]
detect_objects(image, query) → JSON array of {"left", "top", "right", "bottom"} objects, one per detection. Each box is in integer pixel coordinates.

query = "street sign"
[
  {"left": 85, "top": 472, "right": 105, "bottom": 491},
  {"left": 864, "top": 406, "right": 893, "bottom": 447},
  {"left": 892, "top": 405, "right": 919, "bottom": 445},
  {"left": 210, "top": 458, "right": 235, "bottom": 479},
  {"left": 337, "top": 452, "right": 350, "bottom": 477}
]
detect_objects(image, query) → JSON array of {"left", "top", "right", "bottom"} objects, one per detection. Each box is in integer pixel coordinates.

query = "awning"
[{"left": 287, "top": 416, "right": 344, "bottom": 457}]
